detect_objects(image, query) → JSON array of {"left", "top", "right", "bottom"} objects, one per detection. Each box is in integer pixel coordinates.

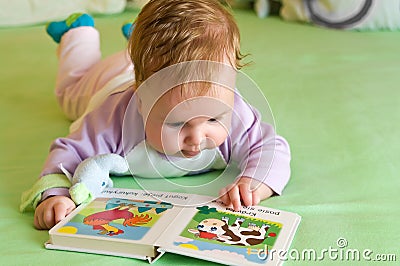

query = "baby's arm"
[
  {"left": 29, "top": 91, "right": 138, "bottom": 229},
  {"left": 34, "top": 196, "right": 76, "bottom": 230},
  {"left": 218, "top": 93, "right": 291, "bottom": 209},
  {"left": 218, "top": 177, "right": 274, "bottom": 211}
]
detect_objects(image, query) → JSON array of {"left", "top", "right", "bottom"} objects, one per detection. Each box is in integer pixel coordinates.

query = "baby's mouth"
[{"left": 181, "top": 150, "right": 201, "bottom": 158}]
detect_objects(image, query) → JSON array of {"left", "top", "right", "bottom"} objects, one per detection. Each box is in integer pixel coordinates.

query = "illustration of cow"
[{"left": 188, "top": 216, "right": 272, "bottom": 246}]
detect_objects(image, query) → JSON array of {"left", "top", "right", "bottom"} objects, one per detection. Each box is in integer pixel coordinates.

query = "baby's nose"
[{"left": 185, "top": 130, "right": 204, "bottom": 148}]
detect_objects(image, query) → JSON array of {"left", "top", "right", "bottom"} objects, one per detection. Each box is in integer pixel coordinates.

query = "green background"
[{"left": 1, "top": 8, "right": 399, "bottom": 265}]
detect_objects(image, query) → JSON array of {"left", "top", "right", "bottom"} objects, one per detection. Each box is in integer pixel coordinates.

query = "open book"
[{"left": 46, "top": 188, "right": 301, "bottom": 265}]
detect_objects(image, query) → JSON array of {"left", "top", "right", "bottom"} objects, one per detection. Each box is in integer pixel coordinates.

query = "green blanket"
[{"left": 1, "top": 9, "right": 399, "bottom": 265}]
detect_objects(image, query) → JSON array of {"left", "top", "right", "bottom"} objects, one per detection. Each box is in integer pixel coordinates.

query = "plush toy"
[
  {"left": 254, "top": 0, "right": 270, "bottom": 18},
  {"left": 62, "top": 153, "right": 129, "bottom": 205},
  {"left": 20, "top": 153, "right": 129, "bottom": 212}
]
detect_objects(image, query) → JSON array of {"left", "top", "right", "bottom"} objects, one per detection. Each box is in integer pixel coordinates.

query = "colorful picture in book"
[
  {"left": 174, "top": 206, "right": 281, "bottom": 264},
  {"left": 56, "top": 198, "right": 172, "bottom": 240}
]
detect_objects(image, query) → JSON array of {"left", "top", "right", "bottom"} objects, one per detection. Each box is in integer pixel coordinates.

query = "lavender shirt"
[{"left": 41, "top": 87, "right": 291, "bottom": 199}]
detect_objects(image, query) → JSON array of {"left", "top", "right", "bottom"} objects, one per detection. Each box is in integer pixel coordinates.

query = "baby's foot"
[
  {"left": 121, "top": 18, "right": 136, "bottom": 40},
  {"left": 46, "top": 13, "right": 94, "bottom": 43}
]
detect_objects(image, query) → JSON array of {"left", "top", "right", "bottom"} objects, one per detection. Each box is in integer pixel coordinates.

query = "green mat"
[{"left": 1, "top": 9, "right": 399, "bottom": 265}]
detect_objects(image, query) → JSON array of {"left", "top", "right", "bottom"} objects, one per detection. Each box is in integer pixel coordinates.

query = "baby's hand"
[
  {"left": 34, "top": 196, "right": 76, "bottom": 230},
  {"left": 218, "top": 176, "right": 274, "bottom": 211}
]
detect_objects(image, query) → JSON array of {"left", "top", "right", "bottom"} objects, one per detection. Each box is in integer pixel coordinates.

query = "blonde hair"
[{"left": 129, "top": 0, "right": 245, "bottom": 90}]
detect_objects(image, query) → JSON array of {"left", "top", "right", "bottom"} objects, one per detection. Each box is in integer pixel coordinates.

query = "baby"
[{"left": 22, "top": 0, "right": 291, "bottom": 229}]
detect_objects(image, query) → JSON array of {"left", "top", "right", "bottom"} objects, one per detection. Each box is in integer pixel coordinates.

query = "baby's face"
[{"left": 142, "top": 86, "right": 234, "bottom": 158}]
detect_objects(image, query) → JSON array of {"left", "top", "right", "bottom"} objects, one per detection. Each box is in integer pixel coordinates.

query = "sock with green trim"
[{"left": 46, "top": 13, "right": 95, "bottom": 43}]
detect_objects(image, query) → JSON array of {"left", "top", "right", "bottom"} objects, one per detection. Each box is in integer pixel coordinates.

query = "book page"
[
  {"left": 156, "top": 197, "right": 301, "bottom": 266},
  {"left": 48, "top": 188, "right": 196, "bottom": 258},
  {"left": 94, "top": 188, "right": 195, "bottom": 244}
]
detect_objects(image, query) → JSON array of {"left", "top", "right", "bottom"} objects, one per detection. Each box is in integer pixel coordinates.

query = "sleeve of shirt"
[
  {"left": 38, "top": 89, "right": 141, "bottom": 199},
  {"left": 220, "top": 92, "right": 291, "bottom": 195}
]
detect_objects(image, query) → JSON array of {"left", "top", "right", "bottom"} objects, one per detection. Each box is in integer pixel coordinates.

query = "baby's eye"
[
  {"left": 166, "top": 122, "right": 184, "bottom": 128},
  {"left": 101, "top": 181, "right": 106, "bottom": 186},
  {"left": 208, "top": 118, "right": 218, "bottom": 123},
  {"left": 210, "top": 226, "right": 217, "bottom": 231},
  {"left": 197, "top": 224, "right": 204, "bottom": 229}
]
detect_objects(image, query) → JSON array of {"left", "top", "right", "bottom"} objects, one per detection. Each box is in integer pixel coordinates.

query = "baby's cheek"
[
  {"left": 213, "top": 123, "right": 230, "bottom": 146},
  {"left": 215, "top": 134, "right": 228, "bottom": 148},
  {"left": 160, "top": 127, "right": 181, "bottom": 154}
]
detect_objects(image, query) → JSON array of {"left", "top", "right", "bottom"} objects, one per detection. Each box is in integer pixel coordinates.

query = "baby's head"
[
  {"left": 129, "top": 0, "right": 243, "bottom": 85},
  {"left": 129, "top": 0, "right": 244, "bottom": 157}
]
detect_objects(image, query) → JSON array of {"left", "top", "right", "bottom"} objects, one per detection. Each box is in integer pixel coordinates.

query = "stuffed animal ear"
[{"left": 69, "top": 153, "right": 126, "bottom": 205}]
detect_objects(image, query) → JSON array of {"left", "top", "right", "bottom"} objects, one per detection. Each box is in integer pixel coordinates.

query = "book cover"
[{"left": 46, "top": 188, "right": 300, "bottom": 265}]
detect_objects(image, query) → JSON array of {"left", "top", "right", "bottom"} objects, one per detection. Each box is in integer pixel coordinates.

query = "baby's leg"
[
  {"left": 55, "top": 27, "right": 132, "bottom": 120},
  {"left": 55, "top": 26, "right": 100, "bottom": 120},
  {"left": 49, "top": 14, "right": 133, "bottom": 121}
]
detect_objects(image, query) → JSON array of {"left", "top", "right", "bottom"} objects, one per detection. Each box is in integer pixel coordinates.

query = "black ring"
[{"left": 305, "top": 0, "right": 373, "bottom": 29}]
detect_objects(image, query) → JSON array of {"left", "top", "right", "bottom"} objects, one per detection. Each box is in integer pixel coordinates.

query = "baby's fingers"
[
  {"left": 53, "top": 202, "right": 71, "bottom": 225},
  {"left": 219, "top": 184, "right": 240, "bottom": 210},
  {"left": 41, "top": 208, "right": 56, "bottom": 229},
  {"left": 227, "top": 185, "right": 241, "bottom": 211},
  {"left": 218, "top": 187, "right": 231, "bottom": 207},
  {"left": 238, "top": 183, "right": 253, "bottom": 207},
  {"left": 34, "top": 211, "right": 46, "bottom": 230},
  {"left": 251, "top": 191, "right": 261, "bottom": 206}
]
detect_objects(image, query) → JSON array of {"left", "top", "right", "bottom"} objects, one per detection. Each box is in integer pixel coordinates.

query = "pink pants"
[{"left": 55, "top": 27, "right": 133, "bottom": 120}]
